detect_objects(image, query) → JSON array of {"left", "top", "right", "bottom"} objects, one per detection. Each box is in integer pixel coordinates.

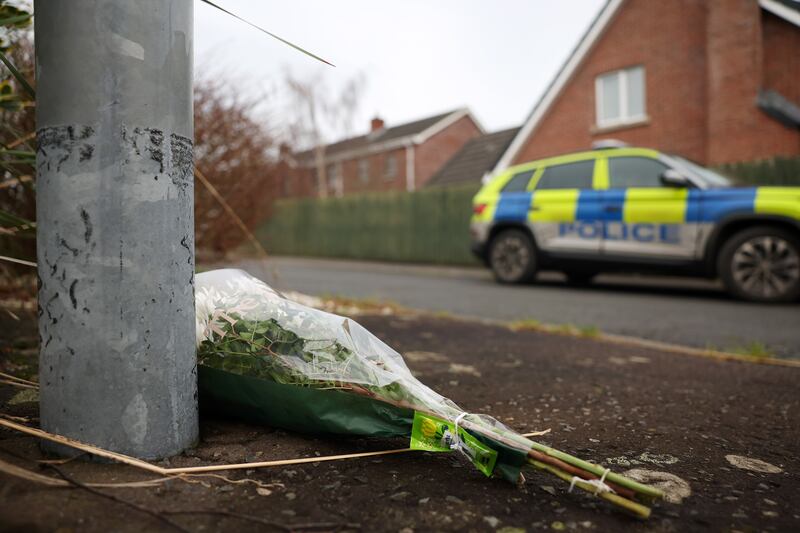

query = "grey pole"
[{"left": 35, "top": 0, "right": 198, "bottom": 459}]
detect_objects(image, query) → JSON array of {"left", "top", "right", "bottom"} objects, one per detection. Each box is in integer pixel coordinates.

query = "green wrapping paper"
[
  {"left": 197, "top": 365, "right": 528, "bottom": 482},
  {"left": 198, "top": 365, "right": 414, "bottom": 437}
]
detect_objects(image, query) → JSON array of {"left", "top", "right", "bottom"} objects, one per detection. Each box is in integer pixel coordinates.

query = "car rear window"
[
  {"left": 502, "top": 170, "right": 534, "bottom": 192},
  {"left": 535, "top": 160, "right": 594, "bottom": 190}
]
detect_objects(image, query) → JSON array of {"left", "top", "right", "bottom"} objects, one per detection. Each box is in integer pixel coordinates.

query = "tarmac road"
[{"left": 230, "top": 256, "right": 800, "bottom": 358}]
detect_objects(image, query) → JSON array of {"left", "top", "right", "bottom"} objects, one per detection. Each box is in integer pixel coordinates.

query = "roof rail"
[{"left": 592, "top": 139, "right": 629, "bottom": 150}]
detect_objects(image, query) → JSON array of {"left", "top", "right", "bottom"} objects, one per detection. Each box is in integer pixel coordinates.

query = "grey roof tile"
[
  {"left": 297, "top": 109, "right": 460, "bottom": 162},
  {"left": 425, "top": 127, "right": 520, "bottom": 188}
]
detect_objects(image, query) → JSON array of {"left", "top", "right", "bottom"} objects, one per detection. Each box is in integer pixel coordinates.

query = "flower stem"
[{"left": 527, "top": 459, "right": 651, "bottom": 519}]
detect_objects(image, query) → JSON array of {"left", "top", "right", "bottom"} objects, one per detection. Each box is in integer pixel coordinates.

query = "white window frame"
[
  {"left": 384, "top": 154, "right": 397, "bottom": 180},
  {"left": 358, "top": 158, "right": 369, "bottom": 183},
  {"left": 595, "top": 66, "right": 646, "bottom": 128},
  {"left": 327, "top": 162, "right": 343, "bottom": 197}
]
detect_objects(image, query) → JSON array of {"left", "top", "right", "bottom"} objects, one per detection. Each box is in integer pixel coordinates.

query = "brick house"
[
  {"left": 493, "top": 0, "right": 800, "bottom": 174},
  {"left": 425, "top": 127, "right": 520, "bottom": 188},
  {"left": 280, "top": 109, "right": 483, "bottom": 197}
]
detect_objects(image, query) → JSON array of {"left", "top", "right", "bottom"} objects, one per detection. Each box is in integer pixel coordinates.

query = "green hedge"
[
  {"left": 255, "top": 185, "right": 480, "bottom": 265},
  {"left": 718, "top": 156, "right": 800, "bottom": 186}
]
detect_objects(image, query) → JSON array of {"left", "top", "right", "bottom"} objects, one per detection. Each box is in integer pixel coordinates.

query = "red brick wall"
[
  {"left": 414, "top": 115, "right": 482, "bottom": 187},
  {"left": 278, "top": 149, "right": 409, "bottom": 199},
  {"left": 762, "top": 11, "right": 800, "bottom": 112},
  {"left": 511, "top": 0, "right": 800, "bottom": 167},
  {"left": 278, "top": 164, "right": 316, "bottom": 199},
  {"left": 706, "top": 0, "right": 799, "bottom": 163},
  {"left": 339, "top": 147, "right": 409, "bottom": 194}
]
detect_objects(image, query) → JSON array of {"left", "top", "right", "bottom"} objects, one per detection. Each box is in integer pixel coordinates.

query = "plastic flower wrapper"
[{"left": 195, "top": 269, "right": 663, "bottom": 517}]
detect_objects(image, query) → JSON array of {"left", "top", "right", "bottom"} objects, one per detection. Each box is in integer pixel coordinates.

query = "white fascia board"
[
  {"left": 297, "top": 137, "right": 415, "bottom": 167},
  {"left": 413, "top": 108, "right": 485, "bottom": 144},
  {"left": 491, "top": 0, "right": 626, "bottom": 174},
  {"left": 760, "top": 0, "right": 800, "bottom": 27}
]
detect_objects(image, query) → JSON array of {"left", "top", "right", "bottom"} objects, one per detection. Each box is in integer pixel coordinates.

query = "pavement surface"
[
  {"left": 228, "top": 256, "right": 800, "bottom": 359},
  {"left": 1, "top": 310, "right": 798, "bottom": 532}
]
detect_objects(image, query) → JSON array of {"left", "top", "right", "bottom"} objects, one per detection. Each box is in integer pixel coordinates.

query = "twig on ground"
[
  {"left": 43, "top": 464, "right": 192, "bottom": 533},
  {"left": 0, "top": 413, "right": 30, "bottom": 423},
  {"left": 163, "top": 510, "right": 360, "bottom": 532},
  {"left": 38, "top": 453, "right": 85, "bottom": 465},
  {"left": 0, "top": 416, "right": 556, "bottom": 477},
  {"left": 176, "top": 472, "right": 284, "bottom": 490},
  {"left": 0, "top": 456, "right": 169, "bottom": 488},
  {"left": 0, "top": 371, "right": 38, "bottom": 387},
  {"left": 0, "top": 378, "right": 37, "bottom": 390}
]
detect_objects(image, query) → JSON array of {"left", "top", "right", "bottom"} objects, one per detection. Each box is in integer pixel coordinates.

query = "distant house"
[
  {"left": 494, "top": 0, "right": 800, "bottom": 174},
  {"left": 425, "top": 127, "right": 520, "bottom": 188},
  {"left": 280, "top": 109, "right": 483, "bottom": 198}
]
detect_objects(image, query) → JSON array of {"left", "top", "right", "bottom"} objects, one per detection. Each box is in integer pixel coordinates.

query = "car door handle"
[
  {"left": 604, "top": 205, "right": 621, "bottom": 213},
  {"left": 529, "top": 206, "right": 540, "bottom": 211}
]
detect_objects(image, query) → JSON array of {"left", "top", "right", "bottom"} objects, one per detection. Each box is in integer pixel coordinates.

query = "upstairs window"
[
  {"left": 535, "top": 160, "right": 595, "bottom": 190},
  {"left": 595, "top": 66, "right": 646, "bottom": 128},
  {"left": 327, "top": 163, "right": 343, "bottom": 196},
  {"left": 384, "top": 154, "right": 397, "bottom": 180},
  {"left": 358, "top": 159, "right": 369, "bottom": 183}
]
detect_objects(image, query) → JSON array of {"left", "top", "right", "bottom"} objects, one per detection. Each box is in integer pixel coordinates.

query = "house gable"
[
  {"left": 492, "top": 0, "right": 625, "bottom": 172},
  {"left": 496, "top": 0, "right": 800, "bottom": 171}
]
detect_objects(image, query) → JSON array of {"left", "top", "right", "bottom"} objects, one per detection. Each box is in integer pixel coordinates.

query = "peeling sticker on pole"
[{"left": 111, "top": 33, "right": 145, "bottom": 61}]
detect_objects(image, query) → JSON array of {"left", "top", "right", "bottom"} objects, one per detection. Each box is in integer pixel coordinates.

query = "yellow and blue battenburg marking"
[
  {"left": 685, "top": 188, "right": 758, "bottom": 222},
  {"left": 492, "top": 187, "right": 768, "bottom": 225},
  {"left": 493, "top": 191, "right": 532, "bottom": 221}
]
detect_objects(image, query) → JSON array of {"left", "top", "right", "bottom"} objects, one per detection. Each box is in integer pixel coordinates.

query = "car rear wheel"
[
  {"left": 718, "top": 226, "right": 800, "bottom": 303},
  {"left": 489, "top": 229, "right": 537, "bottom": 284}
]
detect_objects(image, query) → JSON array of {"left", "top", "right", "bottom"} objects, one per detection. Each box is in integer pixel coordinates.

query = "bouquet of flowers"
[{"left": 195, "top": 269, "right": 663, "bottom": 517}]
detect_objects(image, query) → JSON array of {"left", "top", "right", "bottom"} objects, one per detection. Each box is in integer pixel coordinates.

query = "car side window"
[
  {"left": 608, "top": 157, "right": 669, "bottom": 188},
  {"left": 535, "top": 160, "right": 594, "bottom": 190},
  {"left": 502, "top": 170, "right": 534, "bottom": 192}
]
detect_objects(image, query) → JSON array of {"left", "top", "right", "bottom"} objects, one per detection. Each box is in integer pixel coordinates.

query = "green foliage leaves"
[
  {"left": 0, "top": 79, "right": 21, "bottom": 111},
  {"left": 719, "top": 156, "right": 800, "bottom": 187},
  {"left": 0, "top": 2, "right": 35, "bottom": 264},
  {"left": 198, "top": 315, "right": 345, "bottom": 386},
  {"left": 0, "top": 2, "right": 34, "bottom": 98},
  {"left": 0, "top": 2, "right": 32, "bottom": 52},
  {"left": 197, "top": 313, "right": 415, "bottom": 405}
]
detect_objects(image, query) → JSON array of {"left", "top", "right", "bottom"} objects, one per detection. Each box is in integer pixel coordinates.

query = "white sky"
[{"left": 194, "top": 0, "right": 605, "bottom": 140}]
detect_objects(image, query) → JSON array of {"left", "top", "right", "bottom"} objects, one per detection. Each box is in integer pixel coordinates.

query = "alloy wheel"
[
  {"left": 731, "top": 235, "right": 800, "bottom": 300},
  {"left": 491, "top": 234, "right": 531, "bottom": 282}
]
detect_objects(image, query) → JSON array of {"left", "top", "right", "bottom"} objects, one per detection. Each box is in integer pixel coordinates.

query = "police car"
[{"left": 470, "top": 145, "right": 800, "bottom": 303}]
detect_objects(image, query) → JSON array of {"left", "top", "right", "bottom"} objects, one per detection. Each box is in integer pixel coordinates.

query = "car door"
[
  {"left": 528, "top": 159, "right": 602, "bottom": 254},
  {"left": 601, "top": 155, "right": 700, "bottom": 259},
  {"left": 492, "top": 168, "right": 536, "bottom": 223}
]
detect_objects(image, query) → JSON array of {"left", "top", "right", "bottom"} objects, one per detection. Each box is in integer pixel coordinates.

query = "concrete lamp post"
[{"left": 35, "top": 0, "right": 198, "bottom": 459}]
